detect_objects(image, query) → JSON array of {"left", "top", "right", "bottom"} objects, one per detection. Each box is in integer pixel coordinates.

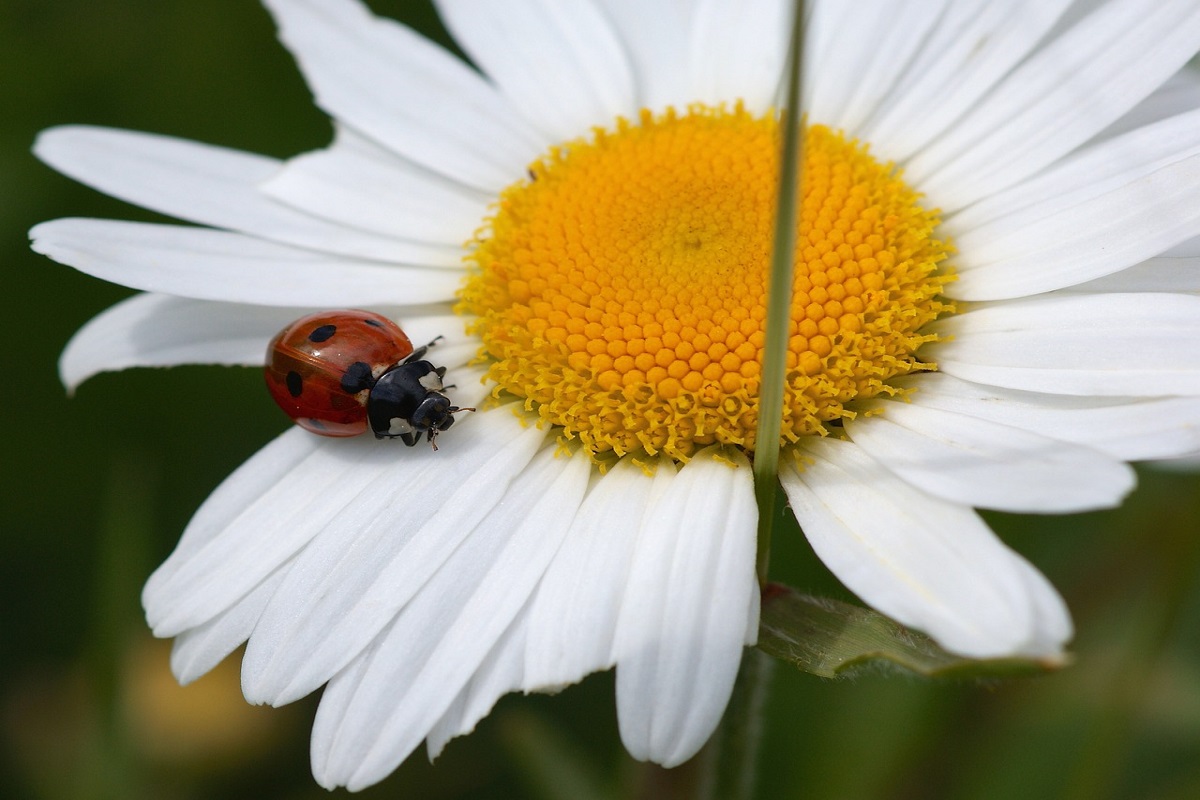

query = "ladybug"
[{"left": 264, "top": 310, "right": 473, "bottom": 448}]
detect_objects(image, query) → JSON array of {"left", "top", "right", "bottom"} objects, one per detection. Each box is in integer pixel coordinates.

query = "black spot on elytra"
[
  {"left": 364, "top": 318, "right": 384, "bottom": 328},
  {"left": 341, "top": 361, "right": 374, "bottom": 394},
  {"left": 308, "top": 324, "right": 337, "bottom": 343},
  {"left": 286, "top": 370, "right": 304, "bottom": 398}
]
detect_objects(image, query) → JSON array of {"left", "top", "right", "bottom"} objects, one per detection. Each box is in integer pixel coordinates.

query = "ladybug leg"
[
  {"left": 423, "top": 404, "right": 477, "bottom": 450},
  {"left": 399, "top": 430, "right": 422, "bottom": 447},
  {"left": 401, "top": 336, "right": 446, "bottom": 365},
  {"left": 431, "top": 365, "right": 459, "bottom": 390}
]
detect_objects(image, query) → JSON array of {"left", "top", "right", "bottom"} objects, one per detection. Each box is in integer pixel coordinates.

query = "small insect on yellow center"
[{"left": 459, "top": 104, "right": 954, "bottom": 462}]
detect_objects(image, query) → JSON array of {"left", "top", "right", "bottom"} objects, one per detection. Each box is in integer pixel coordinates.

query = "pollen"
[{"left": 459, "top": 104, "right": 953, "bottom": 461}]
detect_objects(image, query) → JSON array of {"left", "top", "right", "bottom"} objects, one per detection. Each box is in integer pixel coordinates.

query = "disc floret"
[{"left": 460, "top": 104, "right": 953, "bottom": 462}]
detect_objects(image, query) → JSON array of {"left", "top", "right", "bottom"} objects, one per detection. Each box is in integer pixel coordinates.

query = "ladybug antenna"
[{"left": 426, "top": 406, "right": 477, "bottom": 451}]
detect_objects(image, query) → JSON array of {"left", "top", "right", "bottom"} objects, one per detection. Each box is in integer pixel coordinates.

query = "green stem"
[
  {"left": 752, "top": 0, "right": 806, "bottom": 586},
  {"left": 702, "top": 8, "right": 805, "bottom": 798},
  {"left": 696, "top": 649, "right": 776, "bottom": 800}
]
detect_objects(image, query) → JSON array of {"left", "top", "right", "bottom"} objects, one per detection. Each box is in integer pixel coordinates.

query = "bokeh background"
[{"left": 5, "top": 2, "right": 1200, "bottom": 798}]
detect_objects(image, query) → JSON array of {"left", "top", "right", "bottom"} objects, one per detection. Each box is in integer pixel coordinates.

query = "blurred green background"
[{"left": 4, "top": 2, "right": 1200, "bottom": 798}]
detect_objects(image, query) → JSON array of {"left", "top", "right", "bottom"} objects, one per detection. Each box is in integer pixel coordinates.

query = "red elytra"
[{"left": 264, "top": 310, "right": 414, "bottom": 437}]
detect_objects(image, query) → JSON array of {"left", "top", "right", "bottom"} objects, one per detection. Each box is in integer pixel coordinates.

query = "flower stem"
[
  {"left": 752, "top": 0, "right": 806, "bottom": 586},
  {"left": 696, "top": 648, "right": 776, "bottom": 800},
  {"left": 705, "top": 4, "right": 803, "bottom": 795}
]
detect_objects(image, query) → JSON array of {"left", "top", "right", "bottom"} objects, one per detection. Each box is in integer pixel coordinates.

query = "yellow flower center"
[{"left": 459, "top": 104, "right": 953, "bottom": 462}]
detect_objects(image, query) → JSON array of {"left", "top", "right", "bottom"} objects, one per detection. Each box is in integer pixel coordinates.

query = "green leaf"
[{"left": 757, "top": 583, "right": 1070, "bottom": 679}]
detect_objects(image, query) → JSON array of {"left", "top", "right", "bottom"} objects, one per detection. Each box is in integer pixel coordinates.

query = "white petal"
[
  {"left": 781, "top": 438, "right": 1072, "bottom": 658},
  {"left": 168, "top": 569, "right": 285, "bottom": 686},
  {"left": 146, "top": 396, "right": 499, "bottom": 638},
  {"left": 846, "top": 400, "right": 1135, "bottom": 513},
  {"left": 260, "top": 126, "right": 491, "bottom": 245},
  {"left": 59, "top": 295, "right": 306, "bottom": 393},
  {"left": 805, "top": 0, "right": 948, "bottom": 136},
  {"left": 907, "top": 0, "right": 1200, "bottom": 211},
  {"left": 614, "top": 447, "right": 758, "bottom": 768},
  {"left": 263, "top": 0, "right": 544, "bottom": 192},
  {"left": 426, "top": 602, "right": 531, "bottom": 760},
  {"left": 1166, "top": 235, "right": 1200, "bottom": 258},
  {"left": 900, "top": 372, "right": 1200, "bottom": 462},
  {"left": 240, "top": 409, "right": 547, "bottom": 706},
  {"left": 315, "top": 444, "right": 591, "bottom": 791},
  {"left": 598, "top": 0, "right": 696, "bottom": 110},
  {"left": 523, "top": 456, "right": 655, "bottom": 690},
  {"left": 689, "top": 0, "right": 790, "bottom": 113},
  {"left": 143, "top": 427, "right": 323, "bottom": 633},
  {"left": 31, "top": 219, "right": 463, "bottom": 306},
  {"left": 1094, "top": 66, "right": 1200, "bottom": 142},
  {"left": 435, "top": 0, "right": 635, "bottom": 142},
  {"left": 438, "top": 364, "right": 494, "bottom": 412},
  {"left": 949, "top": 107, "right": 1200, "bottom": 235},
  {"left": 924, "top": 293, "right": 1200, "bottom": 396},
  {"left": 946, "top": 152, "right": 1200, "bottom": 301},
  {"left": 33, "top": 125, "right": 455, "bottom": 263},
  {"left": 1063, "top": 256, "right": 1200, "bottom": 294},
  {"left": 859, "top": 0, "right": 1073, "bottom": 162},
  {"left": 310, "top": 634, "right": 377, "bottom": 785}
]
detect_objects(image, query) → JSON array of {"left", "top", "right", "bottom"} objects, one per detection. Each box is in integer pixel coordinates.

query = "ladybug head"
[
  {"left": 412, "top": 393, "right": 453, "bottom": 432},
  {"left": 411, "top": 394, "right": 474, "bottom": 450}
]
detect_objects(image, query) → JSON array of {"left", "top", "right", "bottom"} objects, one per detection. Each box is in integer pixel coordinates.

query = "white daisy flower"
[{"left": 32, "top": 0, "right": 1200, "bottom": 790}]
